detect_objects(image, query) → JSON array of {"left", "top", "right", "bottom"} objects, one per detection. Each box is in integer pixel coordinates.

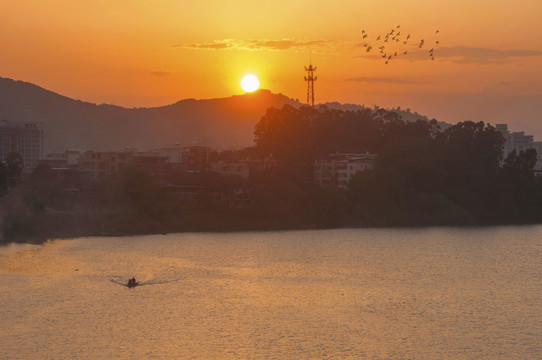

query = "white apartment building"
[
  {"left": 496, "top": 124, "right": 542, "bottom": 171},
  {"left": 314, "top": 153, "right": 376, "bottom": 189}
]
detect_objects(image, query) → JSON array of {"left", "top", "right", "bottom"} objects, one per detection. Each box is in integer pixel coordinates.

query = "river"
[{"left": 1, "top": 227, "right": 540, "bottom": 359}]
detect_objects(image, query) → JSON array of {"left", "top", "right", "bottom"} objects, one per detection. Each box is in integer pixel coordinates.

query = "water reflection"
[{"left": 0, "top": 227, "right": 540, "bottom": 359}]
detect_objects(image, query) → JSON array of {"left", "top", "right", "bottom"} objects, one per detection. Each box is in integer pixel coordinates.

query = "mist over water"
[{"left": 1, "top": 227, "right": 540, "bottom": 359}]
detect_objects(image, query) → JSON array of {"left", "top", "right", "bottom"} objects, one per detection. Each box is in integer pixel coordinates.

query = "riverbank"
[{"left": 3, "top": 202, "right": 541, "bottom": 246}]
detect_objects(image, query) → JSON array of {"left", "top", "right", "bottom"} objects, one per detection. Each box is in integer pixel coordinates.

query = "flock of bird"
[{"left": 360, "top": 25, "right": 440, "bottom": 65}]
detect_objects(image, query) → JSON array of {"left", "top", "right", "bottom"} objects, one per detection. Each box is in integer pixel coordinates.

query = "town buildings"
[{"left": 0, "top": 120, "right": 44, "bottom": 170}]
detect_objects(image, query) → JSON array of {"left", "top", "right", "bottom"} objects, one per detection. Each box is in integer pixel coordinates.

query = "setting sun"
[{"left": 241, "top": 74, "right": 260, "bottom": 92}]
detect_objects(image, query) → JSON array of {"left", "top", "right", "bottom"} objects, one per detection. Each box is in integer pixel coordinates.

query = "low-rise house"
[
  {"left": 78, "top": 151, "right": 133, "bottom": 180},
  {"left": 132, "top": 153, "right": 171, "bottom": 183},
  {"left": 211, "top": 161, "right": 250, "bottom": 178},
  {"left": 182, "top": 146, "right": 210, "bottom": 171},
  {"left": 210, "top": 156, "right": 277, "bottom": 179}
]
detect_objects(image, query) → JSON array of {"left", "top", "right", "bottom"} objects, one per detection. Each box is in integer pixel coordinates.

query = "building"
[
  {"left": 182, "top": 146, "right": 209, "bottom": 171},
  {"left": 40, "top": 153, "right": 68, "bottom": 168},
  {"left": 132, "top": 153, "right": 171, "bottom": 183},
  {"left": 210, "top": 156, "right": 277, "bottom": 179},
  {"left": 65, "top": 150, "right": 81, "bottom": 167},
  {"left": 211, "top": 160, "right": 250, "bottom": 178},
  {"left": 156, "top": 144, "right": 184, "bottom": 167},
  {"left": 496, "top": 124, "right": 542, "bottom": 172},
  {"left": 78, "top": 151, "right": 133, "bottom": 180},
  {"left": 0, "top": 120, "right": 44, "bottom": 170},
  {"left": 314, "top": 153, "right": 376, "bottom": 189}
]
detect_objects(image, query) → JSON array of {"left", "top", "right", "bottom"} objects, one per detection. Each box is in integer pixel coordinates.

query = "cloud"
[
  {"left": 428, "top": 46, "right": 542, "bottom": 64},
  {"left": 172, "top": 39, "right": 334, "bottom": 51},
  {"left": 151, "top": 71, "right": 171, "bottom": 77},
  {"left": 345, "top": 76, "right": 426, "bottom": 85}
]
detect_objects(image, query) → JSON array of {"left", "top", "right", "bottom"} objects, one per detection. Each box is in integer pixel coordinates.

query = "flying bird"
[{"left": 358, "top": 24, "right": 441, "bottom": 66}]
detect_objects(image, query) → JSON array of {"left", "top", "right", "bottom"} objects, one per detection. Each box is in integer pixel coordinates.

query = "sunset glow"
[{"left": 1, "top": 1, "right": 541, "bottom": 134}]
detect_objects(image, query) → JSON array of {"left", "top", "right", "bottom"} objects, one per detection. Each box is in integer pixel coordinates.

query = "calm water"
[{"left": 0, "top": 227, "right": 540, "bottom": 359}]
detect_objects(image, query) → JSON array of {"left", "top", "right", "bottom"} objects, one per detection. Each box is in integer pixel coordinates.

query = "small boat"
[{"left": 127, "top": 277, "right": 138, "bottom": 288}]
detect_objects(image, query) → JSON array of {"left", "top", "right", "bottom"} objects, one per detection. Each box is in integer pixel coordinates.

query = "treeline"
[
  {"left": 2, "top": 104, "right": 542, "bottom": 243},
  {"left": 254, "top": 105, "right": 542, "bottom": 226}
]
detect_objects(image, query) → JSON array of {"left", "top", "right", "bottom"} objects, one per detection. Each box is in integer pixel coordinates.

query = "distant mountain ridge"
[
  {"left": 0, "top": 77, "right": 300, "bottom": 152},
  {"left": 0, "top": 76, "right": 442, "bottom": 153}
]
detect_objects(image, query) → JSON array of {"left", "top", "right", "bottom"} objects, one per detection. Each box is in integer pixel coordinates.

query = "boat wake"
[{"left": 110, "top": 278, "right": 180, "bottom": 288}]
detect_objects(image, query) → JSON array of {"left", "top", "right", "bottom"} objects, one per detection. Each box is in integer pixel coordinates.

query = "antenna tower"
[{"left": 304, "top": 63, "right": 317, "bottom": 107}]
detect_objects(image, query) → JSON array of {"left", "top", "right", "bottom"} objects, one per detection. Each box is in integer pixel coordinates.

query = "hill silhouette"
[
  {"left": 0, "top": 77, "right": 299, "bottom": 152},
  {"left": 0, "top": 76, "right": 443, "bottom": 153}
]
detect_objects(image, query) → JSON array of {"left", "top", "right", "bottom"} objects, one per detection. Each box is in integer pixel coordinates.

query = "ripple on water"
[{"left": 0, "top": 227, "right": 541, "bottom": 359}]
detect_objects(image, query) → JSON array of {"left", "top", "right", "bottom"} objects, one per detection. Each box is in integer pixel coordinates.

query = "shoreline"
[{"left": 3, "top": 220, "right": 541, "bottom": 246}]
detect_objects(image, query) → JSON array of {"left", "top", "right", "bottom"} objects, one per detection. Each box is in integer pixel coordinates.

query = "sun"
[{"left": 241, "top": 74, "right": 260, "bottom": 92}]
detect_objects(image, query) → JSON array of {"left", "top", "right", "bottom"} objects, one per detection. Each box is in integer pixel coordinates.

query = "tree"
[
  {"left": 5, "top": 152, "right": 23, "bottom": 189},
  {"left": 0, "top": 162, "right": 7, "bottom": 195},
  {"left": 437, "top": 121, "right": 505, "bottom": 210}
]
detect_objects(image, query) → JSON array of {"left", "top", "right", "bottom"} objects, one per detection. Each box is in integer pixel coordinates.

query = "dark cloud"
[
  {"left": 151, "top": 71, "right": 171, "bottom": 77},
  {"left": 345, "top": 76, "right": 426, "bottom": 85},
  {"left": 172, "top": 39, "right": 334, "bottom": 51},
  {"left": 430, "top": 46, "right": 542, "bottom": 64}
]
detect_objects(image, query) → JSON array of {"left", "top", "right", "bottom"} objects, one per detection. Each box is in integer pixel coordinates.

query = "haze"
[{"left": 1, "top": 1, "right": 541, "bottom": 135}]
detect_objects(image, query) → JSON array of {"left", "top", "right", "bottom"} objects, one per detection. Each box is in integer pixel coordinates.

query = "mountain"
[
  {"left": 0, "top": 76, "right": 444, "bottom": 153},
  {"left": 322, "top": 102, "right": 451, "bottom": 130},
  {"left": 0, "top": 76, "right": 299, "bottom": 152}
]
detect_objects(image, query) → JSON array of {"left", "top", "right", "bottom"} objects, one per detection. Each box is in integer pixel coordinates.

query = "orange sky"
[{"left": 1, "top": 1, "right": 542, "bottom": 134}]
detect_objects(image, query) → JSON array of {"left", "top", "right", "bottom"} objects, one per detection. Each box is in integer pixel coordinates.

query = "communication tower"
[{"left": 304, "top": 64, "right": 317, "bottom": 107}]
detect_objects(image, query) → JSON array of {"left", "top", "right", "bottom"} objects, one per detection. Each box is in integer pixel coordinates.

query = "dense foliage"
[{"left": 253, "top": 105, "right": 542, "bottom": 226}]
